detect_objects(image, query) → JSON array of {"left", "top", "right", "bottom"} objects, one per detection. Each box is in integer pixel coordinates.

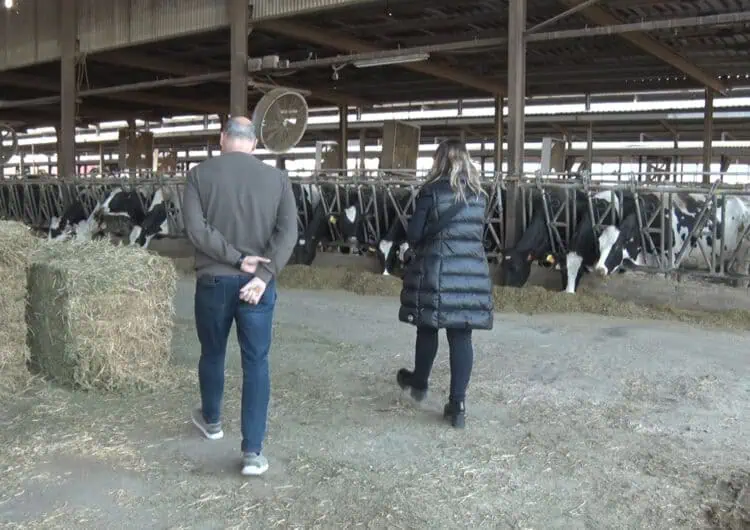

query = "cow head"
[
  {"left": 499, "top": 249, "right": 535, "bottom": 287},
  {"left": 48, "top": 216, "right": 71, "bottom": 241},
  {"left": 129, "top": 201, "right": 170, "bottom": 249},
  {"left": 594, "top": 216, "right": 641, "bottom": 275},
  {"left": 338, "top": 204, "right": 361, "bottom": 242}
]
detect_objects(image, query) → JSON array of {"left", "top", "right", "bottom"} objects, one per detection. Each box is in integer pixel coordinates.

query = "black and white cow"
[
  {"left": 128, "top": 186, "right": 182, "bottom": 248},
  {"left": 332, "top": 185, "right": 376, "bottom": 254},
  {"left": 48, "top": 188, "right": 107, "bottom": 241},
  {"left": 47, "top": 185, "right": 150, "bottom": 242},
  {"left": 97, "top": 186, "right": 151, "bottom": 227},
  {"left": 288, "top": 182, "right": 335, "bottom": 265},
  {"left": 559, "top": 189, "right": 626, "bottom": 294},
  {"left": 594, "top": 192, "right": 750, "bottom": 277},
  {"left": 374, "top": 188, "right": 415, "bottom": 276},
  {"left": 333, "top": 185, "right": 416, "bottom": 274},
  {"left": 498, "top": 188, "right": 587, "bottom": 288}
]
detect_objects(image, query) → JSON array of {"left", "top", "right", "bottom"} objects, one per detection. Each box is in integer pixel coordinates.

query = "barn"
[{"left": 1, "top": 0, "right": 750, "bottom": 527}]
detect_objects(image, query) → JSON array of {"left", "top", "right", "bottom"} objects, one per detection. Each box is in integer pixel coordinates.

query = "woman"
[{"left": 397, "top": 138, "right": 494, "bottom": 429}]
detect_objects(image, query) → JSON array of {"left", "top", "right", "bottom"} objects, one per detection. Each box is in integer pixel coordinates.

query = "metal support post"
[
  {"left": 59, "top": 0, "right": 77, "bottom": 182},
  {"left": 358, "top": 128, "right": 366, "bottom": 174},
  {"left": 506, "top": 0, "right": 526, "bottom": 248},
  {"left": 338, "top": 105, "right": 348, "bottom": 171},
  {"left": 494, "top": 95, "right": 504, "bottom": 173},
  {"left": 229, "top": 0, "right": 250, "bottom": 118},
  {"left": 702, "top": 88, "right": 714, "bottom": 184}
]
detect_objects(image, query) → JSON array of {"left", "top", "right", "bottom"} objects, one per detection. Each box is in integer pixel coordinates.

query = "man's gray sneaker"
[
  {"left": 191, "top": 408, "right": 224, "bottom": 440},
  {"left": 241, "top": 452, "right": 269, "bottom": 476}
]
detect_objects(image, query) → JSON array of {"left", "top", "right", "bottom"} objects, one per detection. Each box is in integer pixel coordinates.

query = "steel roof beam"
[
  {"left": 272, "top": 37, "right": 507, "bottom": 71},
  {"left": 527, "top": 11, "right": 750, "bottom": 42},
  {"left": 96, "top": 50, "right": 373, "bottom": 107},
  {"left": 259, "top": 20, "right": 505, "bottom": 95},
  {"left": 556, "top": 0, "right": 728, "bottom": 95},
  {"left": 92, "top": 50, "right": 373, "bottom": 108},
  {"left": 0, "top": 72, "right": 227, "bottom": 114},
  {"left": 526, "top": 0, "right": 602, "bottom": 35}
]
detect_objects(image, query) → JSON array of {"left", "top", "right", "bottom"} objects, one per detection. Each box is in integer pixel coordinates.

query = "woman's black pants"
[{"left": 412, "top": 326, "right": 473, "bottom": 402}]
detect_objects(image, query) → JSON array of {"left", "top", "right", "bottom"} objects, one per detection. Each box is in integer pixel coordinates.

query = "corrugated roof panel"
[
  {"left": 251, "top": 0, "right": 378, "bottom": 20},
  {"left": 0, "top": 0, "right": 377, "bottom": 71}
]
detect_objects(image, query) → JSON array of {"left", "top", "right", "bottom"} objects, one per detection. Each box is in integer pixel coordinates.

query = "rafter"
[
  {"left": 558, "top": 0, "right": 727, "bottom": 94},
  {"left": 0, "top": 71, "right": 226, "bottom": 115},
  {"left": 93, "top": 50, "right": 373, "bottom": 108},
  {"left": 259, "top": 20, "right": 504, "bottom": 95}
]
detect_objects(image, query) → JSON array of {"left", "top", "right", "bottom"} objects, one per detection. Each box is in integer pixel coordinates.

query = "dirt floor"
[
  {"left": 1, "top": 251, "right": 750, "bottom": 529},
  {"left": 2, "top": 237, "right": 750, "bottom": 529}
]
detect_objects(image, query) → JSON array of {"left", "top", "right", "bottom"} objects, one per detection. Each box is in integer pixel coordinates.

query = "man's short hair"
[{"left": 223, "top": 117, "right": 256, "bottom": 141}]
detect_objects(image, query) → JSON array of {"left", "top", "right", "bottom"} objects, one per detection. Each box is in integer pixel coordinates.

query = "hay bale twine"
[
  {"left": 26, "top": 240, "right": 177, "bottom": 391},
  {"left": 0, "top": 221, "right": 43, "bottom": 393}
]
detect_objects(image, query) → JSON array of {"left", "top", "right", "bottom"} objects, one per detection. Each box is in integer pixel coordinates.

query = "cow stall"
[{"left": 2, "top": 170, "right": 750, "bottom": 289}]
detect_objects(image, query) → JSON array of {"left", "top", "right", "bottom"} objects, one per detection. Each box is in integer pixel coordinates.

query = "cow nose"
[{"left": 594, "top": 265, "right": 608, "bottom": 276}]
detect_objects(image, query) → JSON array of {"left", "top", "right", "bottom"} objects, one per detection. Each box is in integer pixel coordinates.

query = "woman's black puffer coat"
[{"left": 398, "top": 177, "right": 494, "bottom": 330}]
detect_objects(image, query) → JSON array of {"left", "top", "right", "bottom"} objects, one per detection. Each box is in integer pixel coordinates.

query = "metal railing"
[{"left": 2, "top": 169, "right": 750, "bottom": 286}]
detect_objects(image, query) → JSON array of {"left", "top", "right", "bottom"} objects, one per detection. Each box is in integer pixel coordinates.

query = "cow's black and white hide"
[
  {"left": 498, "top": 188, "right": 587, "bottom": 288},
  {"left": 558, "top": 189, "right": 627, "bottom": 294},
  {"left": 594, "top": 192, "right": 750, "bottom": 277}
]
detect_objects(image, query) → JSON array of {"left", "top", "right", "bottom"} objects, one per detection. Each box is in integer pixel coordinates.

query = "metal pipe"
[
  {"left": 0, "top": 72, "right": 229, "bottom": 110},
  {"left": 526, "top": 11, "right": 750, "bottom": 42},
  {"left": 268, "top": 37, "right": 508, "bottom": 72},
  {"left": 525, "top": 0, "right": 601, "bottom": 35}
]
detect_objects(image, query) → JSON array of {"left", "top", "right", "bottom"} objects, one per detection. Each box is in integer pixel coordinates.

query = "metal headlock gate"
[
  {"left": 511, "top": 171, "right": 750, "bottom": 284},
  {"left": 2, "top": 170, "right": 750, "bottom": 285}
]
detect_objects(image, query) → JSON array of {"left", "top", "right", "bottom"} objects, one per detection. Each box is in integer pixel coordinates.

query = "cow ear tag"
[{"left": 328, "top": 215, "right": 337, "bottom": 224}]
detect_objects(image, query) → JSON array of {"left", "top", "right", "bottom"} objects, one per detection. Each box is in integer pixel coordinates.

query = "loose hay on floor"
[
  {"left": 26, "top": 240, "right": 177, "bottom": 391},
  {"left": 0, "top": 221, "right": 43, "bottom": 394},
  {"left": 276, "top": 265, "right": 750, "bottom": 331}
]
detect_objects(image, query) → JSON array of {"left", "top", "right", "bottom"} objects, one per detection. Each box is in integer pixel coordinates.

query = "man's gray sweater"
[{"left": 181, "top": 151, "right": 298, "bottom": 283}]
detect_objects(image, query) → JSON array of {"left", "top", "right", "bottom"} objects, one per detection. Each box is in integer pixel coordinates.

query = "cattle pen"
[{"left": 3, "top": 169, "right": 750, "bottom": 284}]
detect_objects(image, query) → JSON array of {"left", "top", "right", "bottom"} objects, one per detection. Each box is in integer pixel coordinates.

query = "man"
[{"left": 182, "top": 116, "right": 297, "bottom": 476}]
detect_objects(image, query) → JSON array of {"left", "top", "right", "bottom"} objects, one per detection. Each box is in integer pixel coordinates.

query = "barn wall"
[{"left": 0, "top": 0, "right": 374, "bottom": 71}]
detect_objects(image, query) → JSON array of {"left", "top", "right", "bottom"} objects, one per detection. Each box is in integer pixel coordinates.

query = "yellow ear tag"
[
  {"left": 545, "top": 254, "right": 556, "bottom": 265},
  {"left": 328, "top": 215, "right": 337, "bottom": 224}
]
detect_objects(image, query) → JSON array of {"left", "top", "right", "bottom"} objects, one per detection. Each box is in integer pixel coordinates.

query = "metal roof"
[{"left": 1, "top": 0, "right": 749, "bottom": 130}]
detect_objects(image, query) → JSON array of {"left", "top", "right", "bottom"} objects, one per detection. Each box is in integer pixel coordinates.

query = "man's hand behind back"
[
  {"left": 241, "top": 256, "right": 270, "bottom": 274},
  {"left": 240, "top": 277, "right": 267, "bottom": 305}
]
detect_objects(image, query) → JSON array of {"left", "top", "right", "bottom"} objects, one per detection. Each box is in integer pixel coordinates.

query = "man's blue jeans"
[{"left": 194, "top": 274, "right": 276, "bottom": 454}]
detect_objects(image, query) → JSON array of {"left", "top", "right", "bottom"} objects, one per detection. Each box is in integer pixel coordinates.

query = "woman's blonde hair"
[{"left": 425, "top": 139, "right": 485, "bottom": 202}]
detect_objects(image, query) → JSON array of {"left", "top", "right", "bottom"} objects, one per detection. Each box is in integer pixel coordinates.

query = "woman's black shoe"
[
  {"left": 396, "top": 369, "right": 427, "bottom": 402},
  {"left": 443, "top": 400, "right": 465, "bottom": 428}
]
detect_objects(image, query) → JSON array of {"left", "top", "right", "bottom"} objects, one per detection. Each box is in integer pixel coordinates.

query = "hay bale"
[
  {"left": 26, "top": 240, "right": 177, "bottom": 391},
  {"left": 0, "top": 221, "right": 43, "bottom": 394}
]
